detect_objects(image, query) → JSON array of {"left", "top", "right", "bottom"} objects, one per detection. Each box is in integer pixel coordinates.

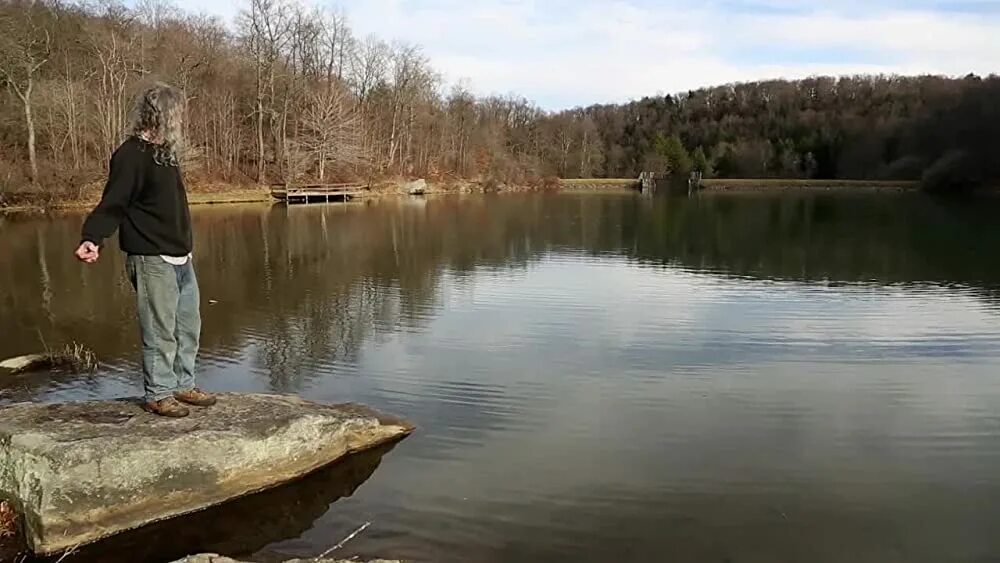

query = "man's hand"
[{"left": 75, "top": 241, "right": 100, "bottom": 264}]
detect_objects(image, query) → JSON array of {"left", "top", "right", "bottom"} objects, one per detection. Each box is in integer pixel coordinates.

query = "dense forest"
[
  {"left": 1, "top": 0, "right": 998, "bottom": 199},
  {"left": 584, "top": 74, "right": 1000, "bottom": 192}
]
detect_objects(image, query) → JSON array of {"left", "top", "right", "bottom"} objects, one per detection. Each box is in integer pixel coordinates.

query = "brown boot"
[
  {"left": 174, "top": 388, "right": 217, "bottom": 407},
  {"left": 143, "top": 397, "right": 190, "bottom": 418}
]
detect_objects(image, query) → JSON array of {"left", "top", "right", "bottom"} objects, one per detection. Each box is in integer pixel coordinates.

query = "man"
[{"left": 75, "top": 82, "right": 216, "bottom": 418}]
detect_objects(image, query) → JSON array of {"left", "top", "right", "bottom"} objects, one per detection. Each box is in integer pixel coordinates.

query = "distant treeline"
[
  {"left": 1, "top": 0, "right": 998, "bottom": 199},
  {"left": 563, "top": 74, "right": 1000, "bottom": 193}
]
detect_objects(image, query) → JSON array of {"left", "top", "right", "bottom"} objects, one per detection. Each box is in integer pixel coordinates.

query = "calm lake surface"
[{"left": 3, "top": 192, "right": 1000, "bottom": 563}]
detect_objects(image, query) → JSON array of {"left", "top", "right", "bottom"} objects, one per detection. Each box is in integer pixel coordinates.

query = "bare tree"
[
  {"left": 84, "top": 4, "right": 147, "bottom": 158},
  {"left": 0, "top": 0, "right": 556, "bottom": 193},
  {"left": 577, "top": 115, "right": 603, "bottom": 177},
  {"left": 0, "top": 1, "right": 53, "bottom": 184},
  {"left": 299, "top": 86, "right": 365, "bottom": 181},
  {"left": 241, "top": 0, "right": 291, "bottom": 184},
  {"left": 349, "top": 34, "right": 387, "bottom": 108},
  {"left": 323, "top": 8, "right": 351, "bottom": 85},
  {"left": 444, "top": 84, "right": 475, "bottom": 176},
  {"left": 385, "top": 43, "right": 435, "bottom": 172}
]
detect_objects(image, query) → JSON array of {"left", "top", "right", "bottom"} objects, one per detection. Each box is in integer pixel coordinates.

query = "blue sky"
[{"left": 169, "top": 0, "right": 1000, "bottom": 109}]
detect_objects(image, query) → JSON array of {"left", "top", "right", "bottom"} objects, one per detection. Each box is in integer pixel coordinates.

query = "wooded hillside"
[
  {"left": 0, "top": 0, "right": 552, "bottom": 196},
  {"left": 572, "top": 74, "right": 1000, "bottom": 192},
  {"left": 1, "top": 0, "right": 997, "bottom": 198}
]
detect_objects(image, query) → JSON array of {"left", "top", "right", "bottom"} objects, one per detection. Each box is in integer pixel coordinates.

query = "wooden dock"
[
  {"left": 270, "top": 183, "right": 368, "bottom": 204},
  {"left": 638, "top": 171, "right": 668, "bottom": 194},
  {"left": 637, "top": 171, "right": 703, "bottom": 195}
]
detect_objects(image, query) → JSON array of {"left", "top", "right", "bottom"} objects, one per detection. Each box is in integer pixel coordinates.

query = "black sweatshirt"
[{"left": 81, "top": 136, "right": 193, "bottom": 256}]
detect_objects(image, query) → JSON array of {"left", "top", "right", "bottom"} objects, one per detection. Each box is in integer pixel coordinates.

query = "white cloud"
[{"left": 168, "top": 0, "right": 1000, "bottom": 109}]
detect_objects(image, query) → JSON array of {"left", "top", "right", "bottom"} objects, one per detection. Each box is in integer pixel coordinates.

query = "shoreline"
[
  {"left": 0, "top": 179, "right": 550, "bottom": 214},
  {"left": 557, "top": 178, "right": 639, "bottom": 190},
  {"left": 4, "top": 177, "right": 974, "bottom": 214},
  {"left": 0, "top": 188, "right": 274, "bottom": 215},
  {"left": 699, "top": 178, "right": 919, "bottom": 192}
]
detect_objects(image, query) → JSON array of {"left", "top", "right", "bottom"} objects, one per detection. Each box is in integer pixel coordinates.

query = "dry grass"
[
  {"left": 12, "top": 341, "right": 99, "bottom": 375},
  {"left": 52, "top": 342, "right": 99, "bottom": 373},
  {"left": 314, "top": 521, "right": 372, "bottom": 561},
  {"left": 52, "top": 543, "right": 82, "bottom": 563},
  {"left": 1, "top": 183, "right": 270, "bottom": 213},
  {"left": 185, "top": 186, "right": 271, "bottom": 205},
  {"left": 559, "top": 178, "right": 637, "bottom": 186}
]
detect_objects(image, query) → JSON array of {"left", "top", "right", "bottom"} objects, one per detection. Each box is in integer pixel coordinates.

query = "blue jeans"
[{"left": 126, "top": 255, "right": 201, "bottom": 402}]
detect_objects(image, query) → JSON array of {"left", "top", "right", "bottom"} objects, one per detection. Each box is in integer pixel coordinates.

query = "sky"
[{"left": 169, "top": 0, "right": 1000, "bottom": 109}]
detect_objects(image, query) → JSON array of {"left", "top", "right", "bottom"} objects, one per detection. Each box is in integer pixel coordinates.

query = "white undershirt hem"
[{"left": 160, "top": 254, "right": 192, "bottom": 266}]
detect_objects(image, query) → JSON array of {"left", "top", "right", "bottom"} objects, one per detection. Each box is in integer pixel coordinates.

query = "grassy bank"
[
  {"left": 1, "top": 177, "right": 936, "bottom": 214},
  {"left": 559, "top": 178, "right": 638, "bottom": 190},
  {"left": 0, "top": 178, "right": 559, "bottom": 214},
  {"left": 560, "top": 177, "right": 921, "bottom": 192},
  {"left": 0, "top": 185, "right": 273, "bottom": 214},
  {"left": 699, "top": 178, "right": 919, "bottom": 191}
]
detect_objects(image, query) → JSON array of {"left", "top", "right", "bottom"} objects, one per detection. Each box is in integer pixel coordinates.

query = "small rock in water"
[
  {"left": 405, "top": 179, "right": 427, "bottom": 195},
  {"left": 0, "top": 354, "right": 48, "bottom": 373}
]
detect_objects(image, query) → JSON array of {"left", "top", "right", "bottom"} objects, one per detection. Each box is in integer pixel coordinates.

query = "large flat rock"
[
  {"left": 56, "top": 442, "right": 398, "bottom": 562},
  {"left": 0, "top": 394, "right": 413, "bottom": 555}
]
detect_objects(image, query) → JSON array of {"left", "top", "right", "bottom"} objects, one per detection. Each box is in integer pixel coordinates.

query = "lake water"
[{"left": 3, "top": 192, "right": 1000, "bottom": 563}]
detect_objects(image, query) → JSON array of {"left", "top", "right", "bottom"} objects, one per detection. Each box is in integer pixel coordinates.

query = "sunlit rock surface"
[{"left": 0, "top": 394, "right": 413, "bottom": 554}]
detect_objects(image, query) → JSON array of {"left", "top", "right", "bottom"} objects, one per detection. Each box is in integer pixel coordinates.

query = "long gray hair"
[{"left": 127, "top": 82, "right": 185, "bottom": 166}]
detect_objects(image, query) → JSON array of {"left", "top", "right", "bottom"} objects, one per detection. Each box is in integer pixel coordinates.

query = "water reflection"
[
  {"left": 42, "top": 443, "right": 398, "bottom": 563},
  {"left": 4, "top": 193, "right": 1000, "bottom": 390},
  {"left": 3, "top": 193, "right": 1000, "bottom": 562}
]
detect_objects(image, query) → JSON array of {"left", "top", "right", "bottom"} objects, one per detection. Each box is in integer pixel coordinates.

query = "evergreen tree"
[
  {"left": 654, "top": 134, "right": 692, "bottom": 176},
  {"left": 691, "top": 146, "right": 713, "bottom": 178}
]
